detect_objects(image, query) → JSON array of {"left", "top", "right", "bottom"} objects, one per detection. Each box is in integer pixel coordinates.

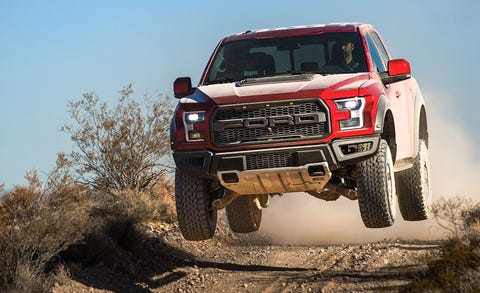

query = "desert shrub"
[
  {"left": 55, "top": 188, "right": 152, "bottom": 270},
  {"left": 430, "top": 196, "right": 478, "bottom": 238},
  {"left": 0, "top": 173, "right": 91, "bottom": 292},
  {"left": 63, "top": 172, "right": 174, "bottom": 270},
  {"left": 411, "top": 238, "right": 480, "bottom": 292},
  {"left": 62, "top": 84, "right": 174, "bottom": 193},
  {"left": 91, "top": 176, "right": 174, "bottom": 241},
  {"left": 410, "top": 196, "right": 480, "bottom": 292}
]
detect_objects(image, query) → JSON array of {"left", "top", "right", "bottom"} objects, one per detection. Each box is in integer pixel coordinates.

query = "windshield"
[{"left": 204, "top": 32, "right": 367, "bottom": 85}]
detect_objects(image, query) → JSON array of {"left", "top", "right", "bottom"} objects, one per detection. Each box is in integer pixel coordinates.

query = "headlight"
[
  {"left": 185, "top": 112, "right": 205, "bottom": 124},
  {"left": 183, "top": 111, "right": 206, "bottom": 142},
  {"left": 334, "top": 97, "right": 365, "bottom": 130}
]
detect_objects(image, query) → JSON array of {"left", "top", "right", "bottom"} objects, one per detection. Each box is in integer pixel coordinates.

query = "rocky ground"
[{"left": 52, "top": 212, "right": 441, "bottom": 293}]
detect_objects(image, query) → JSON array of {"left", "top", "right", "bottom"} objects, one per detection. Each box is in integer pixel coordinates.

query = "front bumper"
[{"left": 173, "top": 135, "right": 380, "bottom": 193}]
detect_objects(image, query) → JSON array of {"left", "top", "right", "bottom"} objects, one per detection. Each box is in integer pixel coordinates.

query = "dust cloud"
[{"left": 260, "top": 94, "right": 480, "bottom": 245}]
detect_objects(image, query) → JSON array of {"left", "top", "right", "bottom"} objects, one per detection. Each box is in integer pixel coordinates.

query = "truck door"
[{"left": 365, "top": 31, "right": 412, "bottom": 161}]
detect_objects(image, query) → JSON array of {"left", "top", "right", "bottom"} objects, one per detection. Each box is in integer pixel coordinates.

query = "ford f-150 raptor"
[{"left": 170, "top": 23, "right": 431, "bottom": 241}]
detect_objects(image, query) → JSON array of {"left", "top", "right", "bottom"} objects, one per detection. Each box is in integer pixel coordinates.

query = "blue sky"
[{"left": 1, "top": 0, "right": 479, "bottom": 187}]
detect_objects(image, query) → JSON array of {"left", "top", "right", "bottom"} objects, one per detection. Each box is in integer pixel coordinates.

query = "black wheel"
[
  {"left": 396, "top": 139, "right": 431, "bottom": 221},
  {"left": 226, "top": 195, "right": 262, "bottom": 233},
  {"left": 356, "top": 139, "right": 397, "bottom": 228},
  {"left": 175, "top": 169, "right": 217, "bottom": 241}
]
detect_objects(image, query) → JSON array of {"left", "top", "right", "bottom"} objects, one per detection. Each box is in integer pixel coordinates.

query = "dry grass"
[
  {"left": 49, "top": 263, "right": 72, "bottom": 288},
  {"left": 152, "top": 174, "right": 176, "bottom": 224}
]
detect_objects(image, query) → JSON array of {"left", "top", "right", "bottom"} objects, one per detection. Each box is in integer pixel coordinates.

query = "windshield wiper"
[
  {"left": 290, "top": 70, "right": 309, "bottom": 75},
  {"left": 289, "top": 70, "right": 329, "bottom": 75}
]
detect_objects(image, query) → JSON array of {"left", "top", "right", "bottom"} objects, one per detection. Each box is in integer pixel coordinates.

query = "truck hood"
[{"left": 184, "top": 73, "right": 372, "bottom": 105}]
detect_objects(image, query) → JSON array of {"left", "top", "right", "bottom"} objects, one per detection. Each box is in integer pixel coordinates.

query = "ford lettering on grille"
[
  {"left": 214, "top": 113, "right": 326, "bottom": 131},
  {"left": 212, "top": 100, "right": 330, "bottom": 146}
]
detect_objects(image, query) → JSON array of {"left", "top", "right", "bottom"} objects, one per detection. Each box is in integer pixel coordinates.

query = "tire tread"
[
  {"left": 175, "top": 170, "right": 217, "bottom": 241},
  {"left": 357, "top": 139, "right": 396, "bottom": 228},
  {"left": 396, "top": 140, "right": 431, "bottom": 221},
  {"left": 226, "top": 195, "right": 262, "bottom": 233}
]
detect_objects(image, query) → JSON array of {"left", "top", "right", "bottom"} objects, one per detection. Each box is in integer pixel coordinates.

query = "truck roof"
[{"left": 224, "top": 23, "right": 372, "bottom": 42}]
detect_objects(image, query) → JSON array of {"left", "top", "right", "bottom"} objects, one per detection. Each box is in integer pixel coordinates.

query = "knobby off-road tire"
[
  {"left": 356, "top": 139, "right": 397, "bottom": 228},
  {"left": 226, "top": 195, "right": 262, "bottom": 233},
  {"left": 396, "top": 139, "right": 431, "bottom": 221},
  {"left": 175, "top": 169, "right": 217, "bottom": 241}
]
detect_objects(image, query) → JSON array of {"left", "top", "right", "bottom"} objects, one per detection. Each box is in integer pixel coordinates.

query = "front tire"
[
  {"left": 226, "top": 195, "right": 262, "bottom": 233},
  {"left": 175, "top": 169, "right": 217, "bottom": 241},
  {"left": 396, "top": 139, "right": 431, "bottom": 221},
  {"left": 357, "top": 139, "right": 397, "bottom": 228}
]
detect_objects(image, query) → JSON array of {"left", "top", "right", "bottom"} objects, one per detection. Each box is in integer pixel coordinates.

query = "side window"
[
  {"left": 207, "top": 47, "right": 225, "bottom": 81},
  {"left": 371, "top": 32, "right": 390, "bottom": 64},
  {"left": 365, "top": 33, "right": 387, "bottom": 72}
]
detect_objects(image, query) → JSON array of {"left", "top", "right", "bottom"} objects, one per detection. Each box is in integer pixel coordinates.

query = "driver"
[{"left": 331, "top": 40, "right": 361, "bottom": 71}]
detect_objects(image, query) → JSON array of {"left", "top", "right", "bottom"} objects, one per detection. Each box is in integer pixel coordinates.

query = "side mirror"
[
  {"left": 389, "top": 59, "right": 411, "bottom": 76},
  {"left": 381, "top": 59, "right": 411, "bottom": 85},
  {"left": 174, "top": 77, "right": 193, "bottom": 99}
]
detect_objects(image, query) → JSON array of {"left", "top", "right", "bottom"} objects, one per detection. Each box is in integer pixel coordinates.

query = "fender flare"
[
  {"left": 169, "top": 117, "right": 175, "bottom": 150},
  {"left": 374, "top": 95, "right": 397, "bottom": 161},
  {"left": 412, "top": 90, "right": 428, "bottom": 158},
  {"left": 374, "top": 95, "right": 391, "bottom": 134}
]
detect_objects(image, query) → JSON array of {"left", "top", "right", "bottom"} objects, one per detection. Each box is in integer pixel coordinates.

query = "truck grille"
[
  {"left": 245, "top": 152, "right": 295, "bottom": 170},
  {"left": 212, "top": 100, "right": 329, "bottom": 147}
]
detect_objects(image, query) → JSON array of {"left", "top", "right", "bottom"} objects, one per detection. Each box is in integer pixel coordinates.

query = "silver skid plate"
[{"left": 217, "top": 163, "right": 331, "bottom": 195}]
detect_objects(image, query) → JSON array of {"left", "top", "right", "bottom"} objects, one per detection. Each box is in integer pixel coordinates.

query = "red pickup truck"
[{"left": 171, "top": 23, "right": 431, "bottom": 241}]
